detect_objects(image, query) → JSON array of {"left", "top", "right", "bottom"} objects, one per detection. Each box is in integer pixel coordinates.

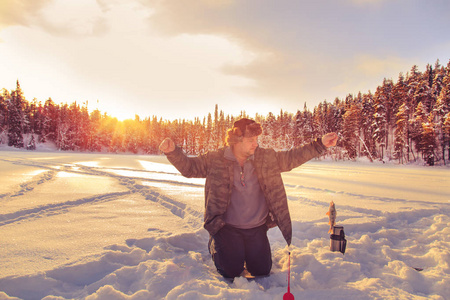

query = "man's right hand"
[{"left": 159, "top": 138, "right": 176, "bottom": 153}]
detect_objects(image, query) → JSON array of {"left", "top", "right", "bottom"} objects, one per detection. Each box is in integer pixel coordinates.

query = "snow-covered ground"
[{"left": 0, "top": 149, "right": 449, "bottom": 300}]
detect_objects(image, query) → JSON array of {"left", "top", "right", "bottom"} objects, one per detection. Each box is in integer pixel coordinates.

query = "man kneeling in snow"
[{"left": 159, "top": 118, "right": 338, "bottom": 279}]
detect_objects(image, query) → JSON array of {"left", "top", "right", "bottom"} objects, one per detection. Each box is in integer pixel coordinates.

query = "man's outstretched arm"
[{"left": 159, "top": 137, "right": 208, "bottom": 178}]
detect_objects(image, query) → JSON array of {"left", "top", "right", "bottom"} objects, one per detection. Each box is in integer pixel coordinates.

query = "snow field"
[{"left": 0, "top": 150, "right": 449, "bottom": 299}]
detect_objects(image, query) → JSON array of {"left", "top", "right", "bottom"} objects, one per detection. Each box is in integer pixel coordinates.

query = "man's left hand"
[{"left": 322, "top": 133, "right": 338, "bottom": 148}]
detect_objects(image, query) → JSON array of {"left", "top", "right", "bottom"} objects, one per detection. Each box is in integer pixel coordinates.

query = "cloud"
[
  {"left": 139, "top": 0, "right": 450, "bottom": 109},
  {"left": 0, "top": 0, "right": 110, "bottom": 37},
  {"left": 35, "top": 0, "right": 111, "bottom": 37},
  {"left": 0, "top": 0, "right": 52, "bottom": 29}
]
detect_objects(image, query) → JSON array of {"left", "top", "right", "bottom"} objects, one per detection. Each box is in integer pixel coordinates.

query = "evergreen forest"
[{"left": 1, "top": 60, "right": 450, "bottom": 166}]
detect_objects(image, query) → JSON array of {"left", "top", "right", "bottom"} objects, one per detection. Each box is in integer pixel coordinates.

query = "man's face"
[{"left": 235, "top": 136, "right": 259, "bottom": 157}]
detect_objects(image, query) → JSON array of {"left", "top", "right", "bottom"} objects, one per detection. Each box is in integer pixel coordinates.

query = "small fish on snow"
[{"left": 326, "top": 201, "right": 336, "bottom": 233}]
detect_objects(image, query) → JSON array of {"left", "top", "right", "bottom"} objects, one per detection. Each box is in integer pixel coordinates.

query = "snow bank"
[{"left": 0, "top": 150, "right": 448, "bottom": 299}]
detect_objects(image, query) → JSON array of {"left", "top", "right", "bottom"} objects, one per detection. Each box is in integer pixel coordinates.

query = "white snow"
[{"left": 0, "top": 149, "right": 449, "bottom": 300}]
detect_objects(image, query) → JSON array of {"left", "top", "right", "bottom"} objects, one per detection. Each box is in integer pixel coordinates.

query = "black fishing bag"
[{"left": 330, "top": 225, "right": 347, "bottom": 254}]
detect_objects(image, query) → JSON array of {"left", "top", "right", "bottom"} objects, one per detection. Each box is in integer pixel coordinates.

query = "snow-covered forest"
[{"left": 2, "top": 60, "right": 450, "bottom": 165}]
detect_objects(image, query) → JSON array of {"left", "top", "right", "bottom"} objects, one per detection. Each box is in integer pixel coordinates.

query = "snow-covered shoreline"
[{"left": 0, "top": 150, "right": 449, "bottom": 299}]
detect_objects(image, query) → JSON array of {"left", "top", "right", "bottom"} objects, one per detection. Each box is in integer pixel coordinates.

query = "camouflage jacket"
[{"left": 165, "top": 139, "right": 327, "bottom": 245}]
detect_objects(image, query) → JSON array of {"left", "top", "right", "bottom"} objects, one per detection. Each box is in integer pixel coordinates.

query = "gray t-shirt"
[{"left": 223, "top": 147, "right": 269, "bottom": 229}]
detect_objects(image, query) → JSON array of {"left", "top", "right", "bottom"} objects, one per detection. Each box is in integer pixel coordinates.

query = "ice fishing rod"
[{"left": 283, "top": 251, "right": 294, "bottom": 300}]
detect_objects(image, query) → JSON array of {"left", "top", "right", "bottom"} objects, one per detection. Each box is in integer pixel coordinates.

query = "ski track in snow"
[
  {"left": 0, "top": 153, "right": 449, "bottom": 300},
  {"left": 0, "top": 169, "right": 56, "bottom": 199},
  {"left": 0, "top": 191, "right": 132, "bottom": 226},
  {"left": 0, "top": 157, "right": 203, "bottom": 229}
]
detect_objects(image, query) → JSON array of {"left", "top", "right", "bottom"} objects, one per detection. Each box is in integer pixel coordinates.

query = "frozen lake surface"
[{"left": 0, "top": 150, "right": 449, "bottom": 299}]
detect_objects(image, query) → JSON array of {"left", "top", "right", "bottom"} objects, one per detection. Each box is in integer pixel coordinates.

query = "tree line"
[{"left": 1, "top": 59, "right": 450, "bottom": 165}]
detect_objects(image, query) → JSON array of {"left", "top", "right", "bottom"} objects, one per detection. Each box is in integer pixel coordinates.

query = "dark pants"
[{"left": 209, "top": 224, "right": 272, "bottom": 278}]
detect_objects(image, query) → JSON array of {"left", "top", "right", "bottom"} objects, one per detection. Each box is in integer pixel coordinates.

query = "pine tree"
[
  {"left": 313, "top": 102, "right": 325, "bottom": 137},
  {"left": 194, "top": 117, "right": 203, "bottom": 154},
  {"left": 78, "top": 103, "right": 91, "bottom": 151},
  {"left": 56, "top": 104, "right": 71, "bottom": 150},
  {"left": 360, "top": 92, "right": 376, "bottom": 160},
  {"left": 394, "top": 104, "right": 409, "bottom": 163},
  {"left": 213, "top": 104, "right": 220, "bottom": 148},
  {"left": 110, "top": 121, "right": 125, "bottom": 153},
  {"left": 42, "top": 98, "right": 58, "bottom": 143},
  {"left": 292, "top": 110, "right": 301, "bottom": 147},
  {"left": 198, "top": 117, "right": 206, "bottom": 154},
  {"left": 218, "top": 110, "right": 226, "bottom": 147},
  {"left": 261, "top": 112, "right": 276, "bottom": 148},
  {"left": 184, "top": 120, "right": 194, "bottom": 154},
  {"left": 407, "top": 65, "right": 421, "bottom": 105},
  {"left": 66, "top": 102, "right": 80, "bottom": 150},
  {"left": 7, "top": 81, "right": 25, "bottom": 148},
  {"left": 324, "top": 100, "right": 339, "bottom": 134},
  {"left": 420, "top": 117, "right": 436, "bottom": 165},
  {"left": 292, "top": 103, "right": 314, "bottom": 147},
  {"left": 147, "top": 115, "right": 161, "bottom": 154},
  {"left": 414, "top": 72, "right": 433, "bottom": 114},
  {"left": 89, "top": 109, "right": 103, "bottom": 152},
  {"left": 405, "top": 66, "right": 423, "bottom": 159},
  {"left": 0, "top": 89, "right": 8, "bottom": 143},
  {"left": 277, "top": 109, "right": 289, "bottom": 149},
  {"left": 342, "top": 103, "right": 361, "bottom": 159},
  {"left": 434, "top": 62, "right": 450, "bottom": 164},
  {"left": 205, "top": 113, "right": 213, "bottom": 151},
  {"left": 431, "top": 60, "right": 445, "bottom": 102},
  {"left": 392, "top": 74, "right": 408, "bottom": 162},
  {"left": 410, "top": 102, "right": 428, "bottom": 160},
  {"left": 304, "top": 110, "right": 314, "bottom": 141},
  {"left": 22, "top": 100, "right": 32, "bottom": 135},
  {"left": 312, "top": 102, "right": 325, "bottom": 139},
  {"left": 372, "top": 85, "right": 388, "bottom": 160},
  {"left": 393, "top": 74, "right": 407, "bottom": 114},
  {"left": 29, "top": 99, "right": 45, "bottom": 137},
  {"left": 443, "top": 112, "right": 450, "bottom": 162}
]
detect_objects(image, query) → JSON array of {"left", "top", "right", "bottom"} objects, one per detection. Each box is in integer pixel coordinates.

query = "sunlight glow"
[{"left": 0, "top": 0, "right": 257, "bottom": 122}]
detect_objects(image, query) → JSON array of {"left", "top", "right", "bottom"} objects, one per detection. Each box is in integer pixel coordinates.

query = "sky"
[{"left": 1, "top": 0, "right": 450, "bottom": 121}]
